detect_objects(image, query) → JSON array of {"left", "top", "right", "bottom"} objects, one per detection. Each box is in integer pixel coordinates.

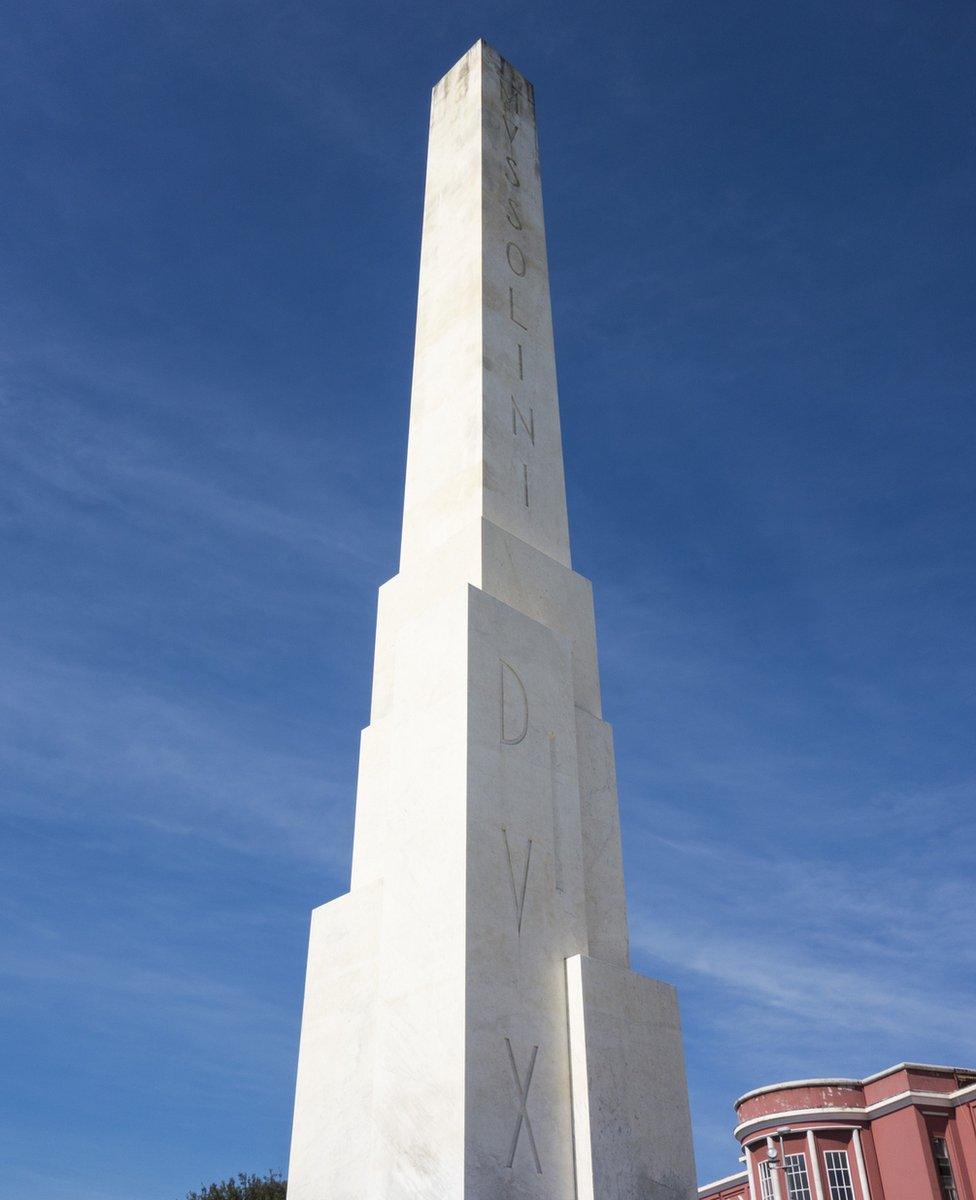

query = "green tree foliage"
[{"left": 186, "top": 1170, "right": 286, "bottom": 1200}]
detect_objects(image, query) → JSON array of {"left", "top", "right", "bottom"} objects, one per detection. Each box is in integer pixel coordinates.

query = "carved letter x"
[{"left": 505, "top": 1037, "right": 542, "bottom": 1173}]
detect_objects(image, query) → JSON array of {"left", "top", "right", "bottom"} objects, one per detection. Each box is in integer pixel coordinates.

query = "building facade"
[{"left": 699, "top": 1063, "right": 976, "bottom": 1200}]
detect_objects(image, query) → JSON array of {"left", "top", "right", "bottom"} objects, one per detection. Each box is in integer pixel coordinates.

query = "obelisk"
[{"left": 287, "top": 41, "right": 698, "bottom": 1200}]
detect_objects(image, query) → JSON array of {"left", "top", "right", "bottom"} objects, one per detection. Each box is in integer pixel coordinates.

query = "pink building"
[{"left": 699, "top": 1063, "right": 976, "bottom": 1200}]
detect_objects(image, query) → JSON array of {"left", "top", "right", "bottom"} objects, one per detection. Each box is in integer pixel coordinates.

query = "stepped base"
[
  {"left": 567, "top": 954, "right": 697, "bottom": 1200},
  {"left": 288, "top": 892, "right": 696, "bottom": 1200}
]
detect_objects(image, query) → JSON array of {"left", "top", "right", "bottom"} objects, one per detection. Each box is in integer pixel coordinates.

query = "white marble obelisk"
[{"left": 287, "top": 41, "right": 698, "bottom": 1200}]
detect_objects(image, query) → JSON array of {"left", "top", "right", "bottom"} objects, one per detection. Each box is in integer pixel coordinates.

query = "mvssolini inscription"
[{"left": 497, "top": 67, "right": 535, "bottom": 513}]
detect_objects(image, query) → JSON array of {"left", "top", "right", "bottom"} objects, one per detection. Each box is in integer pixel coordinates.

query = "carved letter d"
[{"left": 500, "top": 660, "right": 528, "bottom": 745}]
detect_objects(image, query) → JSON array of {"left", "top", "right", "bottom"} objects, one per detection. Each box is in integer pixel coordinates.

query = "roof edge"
[
  {"left": 735, "top": 1062, "right": 976, "bottom": 1109},
  {"left": 698, "top": 1169, "right": 749, "bottom": 1197}
]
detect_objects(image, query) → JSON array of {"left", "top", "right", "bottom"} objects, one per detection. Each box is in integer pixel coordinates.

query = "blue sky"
[{"left": 2, "top": 1, "right": 974, "bottom": 1196}]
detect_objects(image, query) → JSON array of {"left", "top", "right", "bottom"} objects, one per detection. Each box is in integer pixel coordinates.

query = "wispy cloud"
[
  {"left": 3, "top": 4, "right": 974, "bottom": 1197},
  {"left": 624, "top": 794, "right": 975, "bottom": 1177}
]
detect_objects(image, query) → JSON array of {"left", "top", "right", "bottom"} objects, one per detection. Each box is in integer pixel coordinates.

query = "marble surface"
[{"left": 287, "top": 40, "right": 698, "bottom": 1200}]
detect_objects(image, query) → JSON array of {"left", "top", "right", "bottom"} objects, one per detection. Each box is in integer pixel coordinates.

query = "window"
[
  {"left": 824, "top": 1150, "right": 855, "bottom": 1200},
  {"left": 758, "top": 1151, "right": 812, "bottom": 1200},
  {"left": 932, "top": 1138, "right": 959, "bottom": 1200},
  {"left": 784, "top": 1153, "right": 813, "bottom": 1200}
]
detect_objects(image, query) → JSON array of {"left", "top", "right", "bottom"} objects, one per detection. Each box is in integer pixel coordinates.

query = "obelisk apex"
[
  {"left": 287, "top": 42, "right": 698, "bottom": 1200},
  {"left": 401, "top": 41, "right": 571, "bottom": 571}
]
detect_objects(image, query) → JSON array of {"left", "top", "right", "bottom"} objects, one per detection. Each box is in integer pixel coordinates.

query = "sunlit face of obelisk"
[{"left": 286, "top": 40, "right": 698, "bottom": 1200}]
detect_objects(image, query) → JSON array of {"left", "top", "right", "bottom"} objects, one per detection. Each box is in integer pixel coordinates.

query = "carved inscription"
[
  {"left": 499, "top": 67, "right": 534, "bottom": 514},
  {"left": 500, "top": 659, "right": 528, "bottom": 745},
  {"left": 500, "top": 77, "right": 522, "bottom": 115},
  {"left": 504, "top": 1038, "right": 541, "bottom": 1173},
  {"left": 502, "top": 828, "right": 533, "bottom": 934},
  {"left": 508, "top": 287, "right": 528, "bottom": 332},
  {"left": 549, "top": 733, "right": 564, "bottom": 893},
  {"left": 512, "top": 395, "right": 534, "bottom": 443}
]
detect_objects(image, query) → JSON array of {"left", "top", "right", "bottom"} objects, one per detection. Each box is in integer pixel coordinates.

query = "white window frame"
[
  {"left": 932, "top": 1137, "right": 959, "bottom": 1200},
  {"left": 784, "top": 1152, "right": 813, "bottom": 1200},
  {"left": 824, "top": 1150, "right": 856, "bottom": 1200},
  {"left": 758, "top": 1159, "right": 774, "bottom": 1200}
]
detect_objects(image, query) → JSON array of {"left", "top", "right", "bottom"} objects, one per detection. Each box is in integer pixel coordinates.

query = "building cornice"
[
  {"left": 735, "top": 1063, "right": 976, "bottom": 1108},
  {"left": 698, "top": 1169, "right": 748, "bottom": 1198},
  {"left": 733, "top": 1081, "right": 976, "bottom": 1142},
  {"left": 861, "top": 1062, "right": 976, "bottom": 1085},
  {"left": 735, "top": 1078, "right": 860, "bottom": 1105}
]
